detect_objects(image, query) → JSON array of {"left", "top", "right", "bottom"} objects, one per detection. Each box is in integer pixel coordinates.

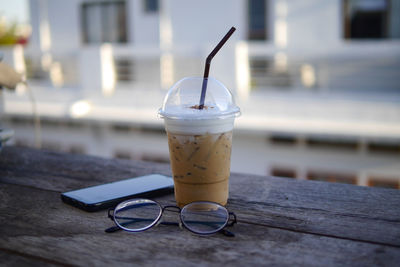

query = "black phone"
[{"left": 61, "top": 174, "right": 174, "bottom": 212}]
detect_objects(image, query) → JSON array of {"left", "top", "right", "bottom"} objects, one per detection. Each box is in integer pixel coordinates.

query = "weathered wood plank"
[
  {"left": 228, "top": 174, "right": 400, "bottom": 247},
  {"left": 0, "top": 146, "right": 171, "bottom": 192},
  {"left": 0, "top": 249, "right": 65, "bottom": 267},
  {"left": 1, "top": 146, "right": 400, "bottom": 248},
  {"left": 1, "top": 183, "right": 399, "bottom": 267}
]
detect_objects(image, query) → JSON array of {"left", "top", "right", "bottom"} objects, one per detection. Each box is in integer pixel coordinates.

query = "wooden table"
[{"left": 1, "top": 146, "right": 399, "bottom": 266}]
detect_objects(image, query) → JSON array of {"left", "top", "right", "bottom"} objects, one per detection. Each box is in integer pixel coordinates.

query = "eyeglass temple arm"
[
  {"left": 216, "top": 212, "right": 237, "bottom": 237},
  {"left": 227, "top": 212, "right": 237, "bottom": 227}
]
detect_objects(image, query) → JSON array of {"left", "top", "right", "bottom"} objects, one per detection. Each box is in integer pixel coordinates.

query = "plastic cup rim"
[{"left": 158, "top": 107, "right": 241, "bottom": 121}]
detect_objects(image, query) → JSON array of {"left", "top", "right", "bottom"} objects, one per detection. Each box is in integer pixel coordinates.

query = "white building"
[{"left": 1, "top": 0, "right": 400, "bottom": 188}]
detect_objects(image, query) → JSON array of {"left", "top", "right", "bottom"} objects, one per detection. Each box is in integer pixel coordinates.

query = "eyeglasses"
[{"left": 106, "top": 199, "right": 237, "bottom": 237}]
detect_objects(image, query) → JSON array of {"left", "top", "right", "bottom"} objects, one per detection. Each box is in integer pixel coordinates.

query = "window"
[
  {"left": 40, "top": 119, "right": 61, "bottom": 128},
  {"left": 343, "top": 0, "right": 400, "bottom": 39},
  {"left": 269, "top": 134, "right": 297, "bottom": 146},
  {"left": 271, "top": 166, "right": 296, "bottom": 178},
  {"left": 115, "top": 58, "right": 134, "bottom": 82},
  {"left": 112, "top": 124, "right": 132, "bottom": 133},
  {"left": 114, "top": 150, "right": 132, "bottom": 159},
  {"left": 307, "top": 170, "right": 357, "bottom": 184},
  {"left": 81, "top": 1, "right": 127, "bottom": 43},
  {"left": 248, "top": 57, "right": 292, "bottom": 89},
  {"left": 25, "top": 57, "right": 47, "bottom": 80},
  {"left": 15, "top": 139, "right": 30, "bottom": 148},
  {"left": 141, "top": 153, "right": 169, "bottom": 164},
  {"left": 9, "top": 117, "right": 30, "bottom": 126},
  {"left": 368, "top": 177, "right": 399, "bottom": 189},
  {"left": 143, "top": 0, "right": 158, "bottom": 13},
  {"left": 69, "top": 145, "right": 86, "bottom": 155},
  {"left": 367, "top": 142, "right": 400, "bottom": 154},
  {"left": 139, "top": 127, "right": 165, "bottom": 135},
  {"left": 248, "top": 0, "right": 267, "bottom": 40},
  {"left": 42, "top": 141, "right": 62, "bottom": 152},
  {"left": 306, "top": 136, "right": 358, "bottom": 151}
]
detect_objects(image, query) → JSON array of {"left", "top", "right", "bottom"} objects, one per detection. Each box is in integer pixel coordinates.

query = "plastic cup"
[{"left": 158, "top": 77, "right": 240, "bottom": 207}]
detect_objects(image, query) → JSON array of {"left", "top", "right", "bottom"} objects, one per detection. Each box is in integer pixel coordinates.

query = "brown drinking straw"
[{"left": 199, "top": 27, "right": 236, "bottom": 110}]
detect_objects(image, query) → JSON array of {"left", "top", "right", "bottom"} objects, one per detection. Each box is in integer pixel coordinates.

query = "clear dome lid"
[{"left": 158, "top": 77, "right": 240, "bottom": 120}]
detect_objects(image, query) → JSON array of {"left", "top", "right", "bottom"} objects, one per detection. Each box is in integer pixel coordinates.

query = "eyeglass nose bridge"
[
  {"left": 162, "top": 205, "right": 181, "bottom": 213},
  {"left": 161, "top": 205, "right": 183, "bottom": 228}
]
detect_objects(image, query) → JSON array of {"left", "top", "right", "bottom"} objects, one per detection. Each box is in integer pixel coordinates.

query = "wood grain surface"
[{"left": 1, "top": 146, "right": 399, "bottom": 266}]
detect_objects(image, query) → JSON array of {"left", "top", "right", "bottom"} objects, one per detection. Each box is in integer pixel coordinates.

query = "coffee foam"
[
  {"left": 164, "top": 116, "right": 235, "bottom": 135},
  {"left": 160, "top": 104, "right": 237, "bottom": 134}
]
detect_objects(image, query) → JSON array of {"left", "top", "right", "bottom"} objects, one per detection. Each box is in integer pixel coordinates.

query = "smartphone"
[{"left": 61, "top": 174, "right": 174, "bottom": 212}]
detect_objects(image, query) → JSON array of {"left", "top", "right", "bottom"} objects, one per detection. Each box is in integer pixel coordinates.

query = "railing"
[
  {"left": 243, "top": 41, "right": 400, "bottom": 93},
  {"left": 2, "top": 40, "right": 400, "bottom": 99}
]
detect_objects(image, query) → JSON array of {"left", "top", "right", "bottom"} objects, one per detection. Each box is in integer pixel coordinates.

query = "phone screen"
[{"left": 61, "top": 174, "right": 174, "bottom": 211}]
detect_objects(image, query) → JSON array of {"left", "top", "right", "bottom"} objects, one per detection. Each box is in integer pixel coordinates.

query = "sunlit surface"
[
  {"left": 100, "top": 44, "right": 116, "bottom": 96},
  {"left": 300, "top": 64, "right": 316, "bottom": 88},
  {"left": 13, "top": 44, "right": 25, "bottom": 75},
  {"left": 50, "top": 61, "right": 63, "bottom": 87},
  {"left": 38, "top": 0, "right": 51, "bottom": 51},
  {"left": 70, "top": 100, "right": 91, "bottom": 118},
  {"left": 41, "top": 52, "right": 52, "bottom": 71},
  {"left": 160, "top": 53, "right": 174, "bottom": 89},
  {"left": 275, "top": 0, "right": 288, "bottom": 48},
  {"left": 235, "top": 42, "right": 250, "bottom": 99}
]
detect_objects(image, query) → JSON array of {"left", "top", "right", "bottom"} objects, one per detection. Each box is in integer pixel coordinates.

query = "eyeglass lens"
[
  {"left": 113, "top": 199, "right": 229, "bottom": 234},
  {"left": 181, "top": 202, "right": 229, "bottom": 234},
  {"left": 114, "top": 199, "right": 162, "bottom": 232}
]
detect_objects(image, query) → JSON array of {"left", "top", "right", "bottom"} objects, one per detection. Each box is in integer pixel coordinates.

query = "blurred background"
[{"left": 1, "top": 0, "right": 399, "bottom": 188}]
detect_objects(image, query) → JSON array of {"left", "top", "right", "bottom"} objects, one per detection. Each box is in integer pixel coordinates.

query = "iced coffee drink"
[
  {"left": 159, "top": 77, "right": 240, "bottom": 207},
  {"left": 168, "top": 130, "right": 232, "bottom": 207}
]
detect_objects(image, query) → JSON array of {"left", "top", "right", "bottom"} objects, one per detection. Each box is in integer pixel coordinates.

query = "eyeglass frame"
[{"left": 106, "top": 198, "right": 237, "bottom": 237}]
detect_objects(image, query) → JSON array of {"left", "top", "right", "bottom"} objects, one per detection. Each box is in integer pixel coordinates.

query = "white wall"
[
  {"left": 166, "top": 0, "right": 246, "bottom": 46},
  {"left": 28, "top": 0, "right": 81, "bottom": 53},
  {"left": 285, "top": 0, "right": 342, "bottom": 49},
  {"left": 47, "top": 0, "right": 81, "bottom": 52},
  {"left": 128, "top": 0, "right": 160, "bottom": 45},
  {"left": 27, "top": 0, "right": 41, "bottom": 51}
]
